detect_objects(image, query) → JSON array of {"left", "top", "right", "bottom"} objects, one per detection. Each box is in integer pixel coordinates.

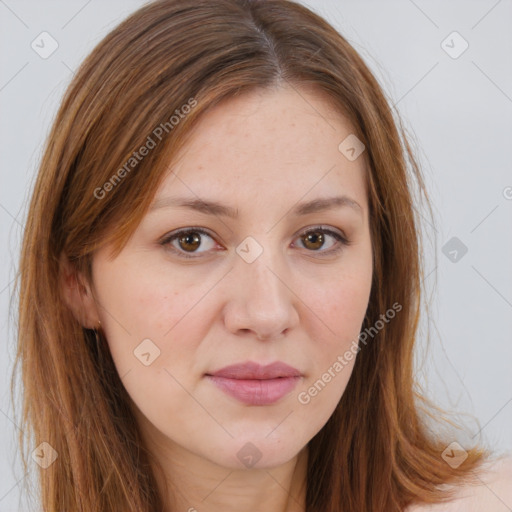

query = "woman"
[{"left": 13, "top": 0, "right": 512, "bottom": 511}]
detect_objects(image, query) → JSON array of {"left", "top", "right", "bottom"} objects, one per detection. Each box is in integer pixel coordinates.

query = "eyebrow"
[{"left": 149, "top": 195, "right": 363, "bottom": 218}]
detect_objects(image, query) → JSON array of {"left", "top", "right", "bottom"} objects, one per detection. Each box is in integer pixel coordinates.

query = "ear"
[{"left": 59, "top": 252, "right": 100, "bottom": 329}]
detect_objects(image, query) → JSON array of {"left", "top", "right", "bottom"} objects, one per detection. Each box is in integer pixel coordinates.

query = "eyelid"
[{"left": 159, "top": 225, "right": 350, "bottom": 259}]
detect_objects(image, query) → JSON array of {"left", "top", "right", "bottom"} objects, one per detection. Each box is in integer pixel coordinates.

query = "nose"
[{"left": 222, "top": 246, "right": 300, "bottom": 342}]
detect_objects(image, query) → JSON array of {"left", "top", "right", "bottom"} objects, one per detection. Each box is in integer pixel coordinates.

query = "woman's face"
[{"left": 87, "top": 85, "right": 373, "bottom": 470}]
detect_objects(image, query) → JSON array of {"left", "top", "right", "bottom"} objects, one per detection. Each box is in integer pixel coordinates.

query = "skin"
[{"left": 65, "top": 84, "right": 375, "bottom": 511}]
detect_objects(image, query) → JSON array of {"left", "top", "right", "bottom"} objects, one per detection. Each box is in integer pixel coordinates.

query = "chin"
[{"left": 204, "top": 432, "right": 307, "bottom": 470}]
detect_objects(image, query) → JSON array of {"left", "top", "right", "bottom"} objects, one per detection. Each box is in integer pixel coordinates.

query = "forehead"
[{"left": 155, "top": 86, "right": 368, "bottom": 213}]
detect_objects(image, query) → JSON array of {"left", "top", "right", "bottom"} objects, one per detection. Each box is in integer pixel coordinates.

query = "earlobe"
[{"left": 59, "top": 252, "right": 100, "bottom": 329}]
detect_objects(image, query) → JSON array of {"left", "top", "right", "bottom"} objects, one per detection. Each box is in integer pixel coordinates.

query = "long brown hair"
[{"left": 12, "top": 0, "right": 487, "bottom": 510}]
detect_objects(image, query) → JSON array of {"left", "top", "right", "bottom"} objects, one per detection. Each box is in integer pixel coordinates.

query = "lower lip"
[{"left": 207, "top": 375, "right": 300, "bottom": 405}]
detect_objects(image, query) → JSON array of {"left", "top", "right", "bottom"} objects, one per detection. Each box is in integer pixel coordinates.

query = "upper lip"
[{"left": 207, "top": 361, "right": 301, "bottom": 379}]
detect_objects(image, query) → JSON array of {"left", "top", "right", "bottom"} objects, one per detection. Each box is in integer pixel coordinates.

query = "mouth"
[{"left": 205, "top": 361, "right": 302, "bottom": 406}]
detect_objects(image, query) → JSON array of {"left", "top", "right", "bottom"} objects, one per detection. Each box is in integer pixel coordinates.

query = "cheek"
[
  {"left": 93, "top": 257, "right": 213, "bottom": 382},
  {"left": 295, "top": 250, "right": 372, "bottom": 410},
  {"left": 309, "top": 256, "right": 372, "bottom": 348},
  {"left": 95, "top": 257, "right": 211, "bottom": 340},
  {"left": 92, "top": 261, "right": 212, "bottom": 423},
  {"left": 304, "top": 280, "right": 369, "bottom": 390}
]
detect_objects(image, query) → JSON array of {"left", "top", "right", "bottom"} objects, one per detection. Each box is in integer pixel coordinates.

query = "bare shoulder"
[{"left": 406, "top": 455, "right": 512, "bottom": 512}]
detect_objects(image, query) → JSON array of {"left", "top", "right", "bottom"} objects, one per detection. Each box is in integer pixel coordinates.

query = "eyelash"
[{"left": 159, "top": 226, "right": 350, "bottom": 260}]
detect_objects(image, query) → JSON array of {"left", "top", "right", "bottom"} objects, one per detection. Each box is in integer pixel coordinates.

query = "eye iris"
[
  {"left": 178, "top": 232, "right": 201, "bottom": 252},
  {"left": 303, "top": 231, "right": 324, "bottom": 250}
]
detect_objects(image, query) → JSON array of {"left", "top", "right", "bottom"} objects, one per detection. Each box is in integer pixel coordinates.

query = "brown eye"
[
  {"left": 294, "top": 227, "right": 349, "bottom": 256},
  {"left": 177, "top": 231, "right": 202, "bottom": 252},
  {"left": 160, "top": 228, "right": 217, "bottom": 259},
  {"left": 301, "top": 231, "right": 325, "bottom": 251}
]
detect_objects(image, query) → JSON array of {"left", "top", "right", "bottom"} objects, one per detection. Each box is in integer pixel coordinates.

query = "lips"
[
  {"left": 205, "top": 361, "right": 302, "bottom": 405},
  {"left": 209, "top": 361, "right": 301, "bottom": 379}
]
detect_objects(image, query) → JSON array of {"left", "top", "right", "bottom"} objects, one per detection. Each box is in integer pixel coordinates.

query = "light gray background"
[{"left": 1, "top": 0, "right": 511, "bottom": 510}]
